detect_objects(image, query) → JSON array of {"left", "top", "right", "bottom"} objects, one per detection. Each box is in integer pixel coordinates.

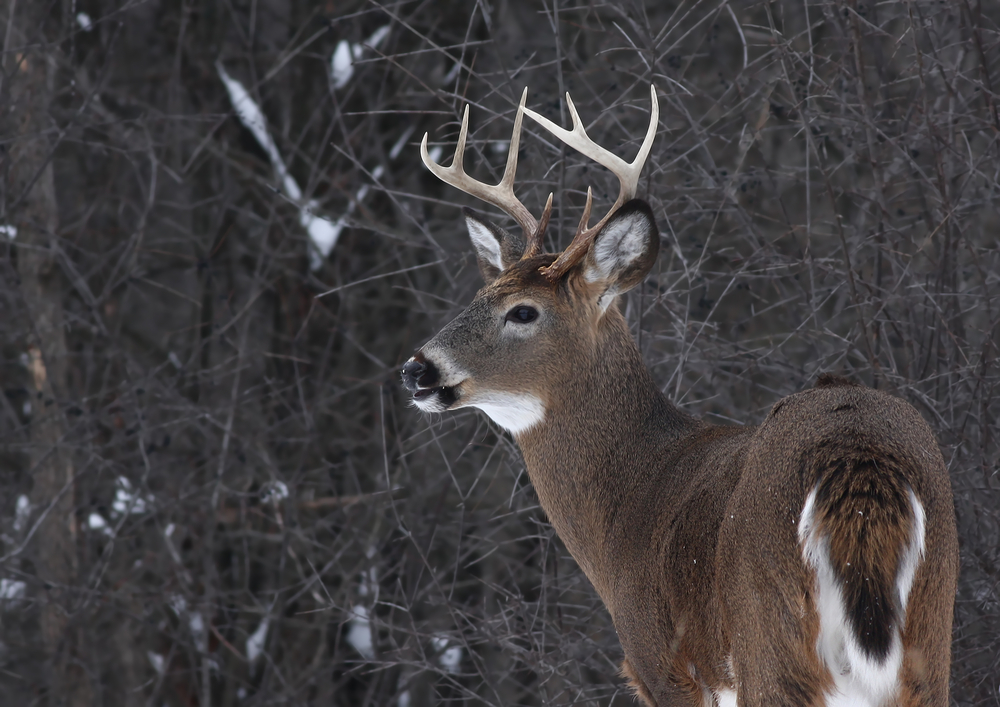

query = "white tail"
[{"left": 403, "top": 87, "right": 959, "bottom": 706}]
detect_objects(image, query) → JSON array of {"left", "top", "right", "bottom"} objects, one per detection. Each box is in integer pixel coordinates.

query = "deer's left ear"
[{"left": 583, "top": 199, "right": 659, "bottom": 310}]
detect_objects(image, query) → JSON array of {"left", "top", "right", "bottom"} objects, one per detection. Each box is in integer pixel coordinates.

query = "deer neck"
[{"left": 514, "top": 308, "right": 697, "bottom": 599}]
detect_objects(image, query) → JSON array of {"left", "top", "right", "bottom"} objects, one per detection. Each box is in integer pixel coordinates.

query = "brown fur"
[{"left": 408, "top": 205, "right": 959, "bottom": 705}]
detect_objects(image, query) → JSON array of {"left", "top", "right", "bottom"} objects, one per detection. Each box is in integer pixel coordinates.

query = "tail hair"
[{"left": 798, "top": 454, "right": 926, "bottom": 704}]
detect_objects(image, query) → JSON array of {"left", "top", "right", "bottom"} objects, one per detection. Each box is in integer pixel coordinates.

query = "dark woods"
[{"left": 0, "top": 1, "right": 997, "bottom": 705}]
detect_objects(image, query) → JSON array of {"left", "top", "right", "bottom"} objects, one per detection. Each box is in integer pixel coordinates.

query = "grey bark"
[{"left": 2, "top": 2, "right": 90, "bottom": 705}]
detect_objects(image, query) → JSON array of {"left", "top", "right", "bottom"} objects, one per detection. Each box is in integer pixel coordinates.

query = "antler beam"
[
  {"left": 522, "top": 85, "right": 659, "bottom": 281},
  {"left": 421, "top": 88, "right": 551, "bottom": 247}
]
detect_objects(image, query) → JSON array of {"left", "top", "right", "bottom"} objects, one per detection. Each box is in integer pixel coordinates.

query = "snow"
[
  {"left": 0, "top": 225, "right": 16, "bottom": 240},
  {"left": 13, "top": 495, "right": 30, "bottom": 533},
  {"left": 432, "top": 634, "right": 462, "bottom": 674},
  {"left": 188, "top": 610, "right": 207, "bottom": 652},
  {"left": 88, "top": 512, "right": 113, "bottom": 536},
  {"left": 246, "top": 616, "right": 270, "bottom": 663},
  {"left": 0, "top": 579, "right": 26, "bottom": 603},
  {"left": 112, "top": 476, "right": 150, "bottom": 515},
  {"left": 170, "top": 594, "right": 208, "bottom": 652},
  {"left": 216, "top": 63, "right": 299, "bottom": 201},
  {"left": 218, "top": 64, "right": 347, "bottom": 270},
  {"left": 331, "top": 26, "right": 390, "bottom": 91},
  {"left": 331, "top": 41, "right": 355, "bottom": 90},
  {"left": 260, "top": 480, "right": 289, "bottom": 504},
  {"left": 219, "top": 30, "right": 402, "bottom": 271},
  {"left": 76, "top": 12, "right": 93, "bottom": 31},
  {"left": 346, "top": 604, "right": 375, "bottom": 659},
  {"left": 365, "top": 25, "right": 391, "bottom": 52},
  {"left": 302, "top": 206, "right": 343, "bottom": 271},
  {"left": 147, "top": 651, "right": 165, "bottom": 675}
]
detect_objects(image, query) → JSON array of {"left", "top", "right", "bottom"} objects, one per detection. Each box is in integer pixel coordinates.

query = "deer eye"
[{"left": 505, "top": 305, "right": 538, "bottom": 324}]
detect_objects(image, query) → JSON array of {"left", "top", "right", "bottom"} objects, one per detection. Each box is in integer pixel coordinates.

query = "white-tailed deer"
[{"left": 402, "top": 87, "right": 959, "bottom": 706}]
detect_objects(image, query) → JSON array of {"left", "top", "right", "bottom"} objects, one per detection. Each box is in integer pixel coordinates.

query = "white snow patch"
[
  {"left": 347, "top": 604, "right": 375, "bottom": 659},
  {"left": 112, "top": 476, "right": 151, "bottom": 516},
  {"left": 0, "top": 225, "right": 17, "bottom": 240},
  {"left": 218, "top": 62, "right": 366, "bottom": 269},
  {"left": 432, "top": 634, "right": 462, "bottom": 674},
  {"left": 88, "top": 512, "right": 113, "bottom": 536},
  {"left": 22, "top": 401, "right": 31, "bottom": 416},
  {"left": 331, "top": 41, "right": 355, "bottom": 89},
  {"left": 188, "top": 610, "right": 207, "bottom": 652},
  {"left": 0, "top": 579, "right": 26, "bottom": 603},
  {"left": 170, "top": 594, "right": 208, "bottom": 652},
  {"left": 302, "top": 206, "right": 342, "bottom": 271},
  {"left": 168, "top": 351, "right": 183, "bottom": 369},
  {"left": 216, "top": 63, "right": 300, "bottom": 200},
  {"left": 147, "top": 651, "right": 165, "bottom": 675},
  {"left": 246, "top": 616, "right": 270, "bottom": 664},
  {"left": 76, "top": 12, "right": 93, "bottom": 31},
  {"left": 397, "top": 690, "right": 411, "bottom": 707},
  {"left": 331, "top": 26, "right": 390, "bottom": 90},
  {"left": 260, "top": 480, "right": 289, "bottom": 504},
  {"left": 13, "top": 495, "right": 30, "bottom": 533},
  {"left": 365, "top": 25, "right": 391, "bottom": 52}
]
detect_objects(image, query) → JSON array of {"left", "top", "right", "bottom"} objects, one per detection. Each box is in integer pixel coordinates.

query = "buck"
[{"left": 401, "top": 86, "right": 958, "bottom": 706}]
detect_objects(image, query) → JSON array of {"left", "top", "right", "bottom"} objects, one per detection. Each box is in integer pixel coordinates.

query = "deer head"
[{"left": 401, "top": 87, "right": 659, "bottom": 436}]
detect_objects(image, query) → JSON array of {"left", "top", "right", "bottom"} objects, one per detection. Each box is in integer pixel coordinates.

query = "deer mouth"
[{"left": 412, "top": 383, "right": 460, "bottom": 411}]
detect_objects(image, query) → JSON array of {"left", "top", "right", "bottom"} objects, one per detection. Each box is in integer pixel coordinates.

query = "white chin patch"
[
  {"left": 462, "top": 391, "right": 545, "bottom": 435},
  {"left": 411, "top": 390, "right": 451, "bottom": 414}
]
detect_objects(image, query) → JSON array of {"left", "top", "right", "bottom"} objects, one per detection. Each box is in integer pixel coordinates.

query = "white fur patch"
[
  {"left": 896, "top": 488, "right": 926, "bottom": 614},
  {"left": 466, "top": 216, "right": 504, "bottom": 273},
  {"left": 798, "top": 486, "right": 925, "bottom": 707},
  {"left": 714, "top": 688, "right": 737, "bottom": 707},
  {"left": 584, "top": 211, "right": 650, "bottom": 284},
  {"left": 463, "top": 391, "right": 545, "bottom": 435}
]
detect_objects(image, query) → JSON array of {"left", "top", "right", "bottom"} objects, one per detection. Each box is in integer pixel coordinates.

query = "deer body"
[{"left": 403, "top": 88, "right": 958, "bottom": 705}]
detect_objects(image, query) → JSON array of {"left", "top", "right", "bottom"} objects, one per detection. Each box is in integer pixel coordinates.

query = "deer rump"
[
  {"left": 798, "top": 444, "right": 925, "bottom": 705},
  {"left": 708, "top": 381, "right": 944, "bottom": 707}
]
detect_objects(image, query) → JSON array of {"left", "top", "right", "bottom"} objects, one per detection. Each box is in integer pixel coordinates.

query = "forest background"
[{"left": 1, "top": 0, "right": 998, "bottom": 705}]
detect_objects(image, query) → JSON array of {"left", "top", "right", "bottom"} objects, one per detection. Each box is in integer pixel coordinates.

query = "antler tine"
[
  {"left": 523, "top": 192, "right": 553, "bottom": 258},
  {"left": 522, "top": 85, "right": 659, "bottom": 281},
  {"left": 420, "top": 88, "right": 539, "bottom": 239}
]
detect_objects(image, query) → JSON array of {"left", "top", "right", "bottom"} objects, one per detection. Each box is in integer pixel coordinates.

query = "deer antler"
[
  {"left": 522, "top": 84, "right": 659, "bottom": 282},
  {"left": 421, "top": 89, "right": 553, "bottom": 252}
]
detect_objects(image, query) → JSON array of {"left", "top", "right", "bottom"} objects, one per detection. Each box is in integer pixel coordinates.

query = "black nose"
[{"left": 401, "top": 356, "right": 438, "bottom": 392}]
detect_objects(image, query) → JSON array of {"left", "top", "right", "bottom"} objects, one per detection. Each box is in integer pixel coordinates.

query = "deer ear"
[
  {"left": 583, "top": 200, "right": 659, "bottom": 310},
  {"left": 464, "top": 208, "right": 526, "bottom": 284}
]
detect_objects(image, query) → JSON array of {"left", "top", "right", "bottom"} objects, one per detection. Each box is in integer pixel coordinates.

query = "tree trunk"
[{"left": 2, "top": 3, "right": 91, "bottom": 705}]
